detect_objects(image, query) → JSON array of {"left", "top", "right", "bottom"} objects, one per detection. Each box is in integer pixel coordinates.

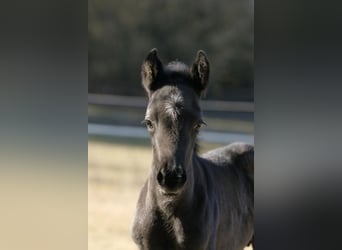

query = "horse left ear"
[
  {"left": 141, "top": 48, "right": 163, "bottom": 97},
  {"left": 191, "top": 50, "right": 210, "bottom": 97}
]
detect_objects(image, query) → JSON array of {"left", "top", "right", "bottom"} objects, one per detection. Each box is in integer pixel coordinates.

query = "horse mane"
[
  {"left": 163, "top": 61, "right": 192, "bottom": 83},
  {"left": 165, "top": 61, "right": 189, "bottom": 74}
]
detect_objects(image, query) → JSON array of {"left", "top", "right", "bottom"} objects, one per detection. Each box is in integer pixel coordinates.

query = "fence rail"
[
  {"left": 88, "top": 94, "right": 254, "bottom": 112},
  {"left": 88, "top": 94, "right": 254, "bottom": 144},
  {"left": 88, "top": 123, "right": 254, "bottom": 145}
]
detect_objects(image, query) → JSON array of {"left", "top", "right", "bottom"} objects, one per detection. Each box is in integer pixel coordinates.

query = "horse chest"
[{"left": 136, "top": 209, "right": 209, "bottom": 250}]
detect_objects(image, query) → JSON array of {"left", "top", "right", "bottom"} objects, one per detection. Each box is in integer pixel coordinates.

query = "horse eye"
[
  {"left": 194, "top": 124, "right": 201, "bottom": 130},
  {"left": 193, "top": 120, "right": 207, "bottom": 132},
  {"left": 144, "top": 119, "right": 154, "bottom": 130},
  {"left": 193, "top": 121, "right": 206, "bottom": 132}
]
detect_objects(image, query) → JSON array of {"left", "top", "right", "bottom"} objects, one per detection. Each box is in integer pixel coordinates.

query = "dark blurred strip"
[{"left": 256, "top": 0, "right": 342, "bottom": 249}]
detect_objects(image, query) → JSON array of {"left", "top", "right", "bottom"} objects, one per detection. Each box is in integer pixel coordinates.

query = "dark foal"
[{"left": 132, "top": 49, "right": 254, "bottom": 250}]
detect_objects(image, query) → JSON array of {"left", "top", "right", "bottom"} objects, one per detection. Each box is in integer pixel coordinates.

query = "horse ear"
[
  {"left": 191, "top": 50, "right": 210, "bottom": 97},
  {"left": 141, "top": 48, "right": 163, "bottom": 97}
]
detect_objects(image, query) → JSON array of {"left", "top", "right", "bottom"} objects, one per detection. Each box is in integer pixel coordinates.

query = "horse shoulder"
[
  {"left": 201, "top": 142, "right": 254, "bottom": 249},
  {"left": 202, "top": 142, "right": 254, "bottom": 182}
]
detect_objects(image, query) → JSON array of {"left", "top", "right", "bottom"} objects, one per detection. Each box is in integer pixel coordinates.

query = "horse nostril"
[
  {"left": 173, "top": 167, "right": 185, "bottom": 178},
  {"left": 171, "top": 167, "right": 186, "bottom": 184},
  {"left": 179, "top": 171, "right": 186, "bottom": 183},
  {"left": 157, "top": 171, "right": 164, "bottom": 185}
]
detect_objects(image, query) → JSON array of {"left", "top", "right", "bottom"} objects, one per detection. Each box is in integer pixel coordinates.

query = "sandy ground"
[{"left": 88, "top": 139, "right": 252, "bottom": 250}]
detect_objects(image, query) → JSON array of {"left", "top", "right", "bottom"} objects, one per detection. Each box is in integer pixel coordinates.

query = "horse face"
[
  {"left": 141, "top": 48, "right": 209, "bottom": 195},
  {"left": 144, "top": 86, "right": 204, "bottom": 194}
]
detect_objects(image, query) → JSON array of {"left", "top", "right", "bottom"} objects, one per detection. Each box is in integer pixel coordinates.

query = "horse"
[{"left": 131, "top": 48, "right": 254, "bottom": 250}]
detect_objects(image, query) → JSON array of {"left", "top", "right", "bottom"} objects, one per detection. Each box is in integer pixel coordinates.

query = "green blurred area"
[{"left": 89, "top": 0, "right": 253, "bottom": 101}]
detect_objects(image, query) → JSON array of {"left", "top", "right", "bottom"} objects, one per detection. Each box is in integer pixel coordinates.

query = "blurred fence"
[
  {"left": 88, "top": 94, "right": 254, "bottom": 144},
  {"left": 88, "top": 94, "right": 254, "bottom": 112}
]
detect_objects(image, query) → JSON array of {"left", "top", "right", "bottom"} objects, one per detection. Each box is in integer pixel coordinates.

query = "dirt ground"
[{"left": 88, "top": 138, "right": 253, "bottom": 250}]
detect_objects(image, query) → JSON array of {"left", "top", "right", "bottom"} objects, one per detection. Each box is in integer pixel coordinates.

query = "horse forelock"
[
  {"left": 164, "top": 88, "right": 184, "bottom": 122},
  {"left": 147, "top": 86, "right": 185, "bottom": 123}
]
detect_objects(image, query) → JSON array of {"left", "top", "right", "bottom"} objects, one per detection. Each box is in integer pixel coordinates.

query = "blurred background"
[{"left": 88, "top": 0, "right": 254, "bottom": 249}]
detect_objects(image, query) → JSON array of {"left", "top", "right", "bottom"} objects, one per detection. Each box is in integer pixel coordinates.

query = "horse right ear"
[
  {"left": 141, "top": 48, "right": 163, "bottom": 97},
  {"left": 191, "top": 50, "right": 210, "bottom": 97}
]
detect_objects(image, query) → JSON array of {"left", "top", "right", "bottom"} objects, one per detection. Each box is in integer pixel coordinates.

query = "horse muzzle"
[{"left": 157, "top": 167, "right": 187, "bottom": 194}]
